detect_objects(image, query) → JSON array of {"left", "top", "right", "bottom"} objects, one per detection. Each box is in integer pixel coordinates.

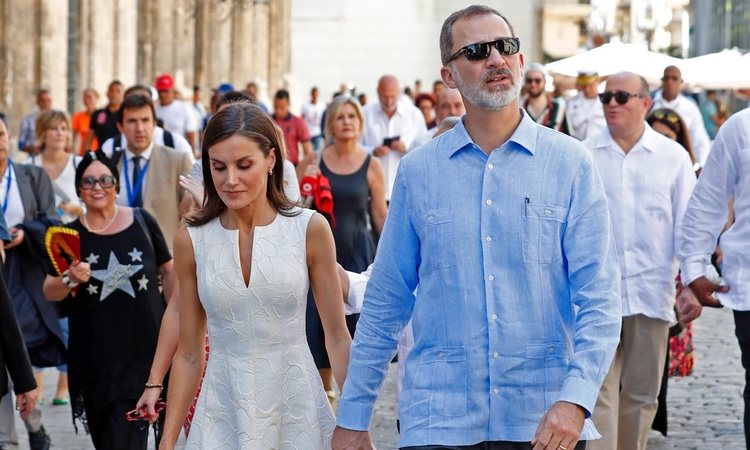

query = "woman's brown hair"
[{"left": 186, "top": 102, "right": 298, "bottom": 227}]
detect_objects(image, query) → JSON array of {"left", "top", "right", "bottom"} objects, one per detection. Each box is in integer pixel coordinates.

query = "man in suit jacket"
[
  {"left": 107, "top": 94, "right": 193, "bottom": 250},
  {"left": 0, "top": 114, "right": 55, "bottom": 450}
]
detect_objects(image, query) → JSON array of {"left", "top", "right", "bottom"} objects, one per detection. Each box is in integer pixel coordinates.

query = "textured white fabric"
[{"left": 185, "top": 208, "right": 335, "bottom": 449}]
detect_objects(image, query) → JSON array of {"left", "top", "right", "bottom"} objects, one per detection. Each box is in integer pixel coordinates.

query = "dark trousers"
[
  {"left": 402, "top": 441, "right": 586, "bottom": 450},
  {"left": 734, "top": 310, "right": 750, "bottom": 449},
  {"left": 86, "top": 400, "right": 151, "bottom": 450}
]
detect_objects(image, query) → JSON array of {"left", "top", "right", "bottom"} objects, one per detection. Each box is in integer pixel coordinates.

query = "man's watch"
[{"left": 61, "top": 270, "right": 79, "bottom": 288}]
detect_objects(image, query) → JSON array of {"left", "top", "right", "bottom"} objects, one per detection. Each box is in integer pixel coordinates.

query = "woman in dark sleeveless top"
[{"left": 298, "top": 95, "right": 387, "bottom": 406}]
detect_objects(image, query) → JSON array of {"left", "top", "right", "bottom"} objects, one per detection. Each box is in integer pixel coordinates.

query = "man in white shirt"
[
  {"left": 154, "top": 73, "right": 198, "bottom": 152},
  {"left": 678, "top": 107, "right": 750, "bottom": 449},
  {"left": 360, "top": 75, "right": 427, "bottom": 201},
  {"left": 300, "top": 86, "right": 326, "bottom": 151},
  {"left": 567, "top": 71, "right": 606, "bottom": 141},
  {"left": 585, "top": 72, "right": 696, "bottom": 450},
  {"left": 651, "top": 66, "right": 712, "bottom": 167}
]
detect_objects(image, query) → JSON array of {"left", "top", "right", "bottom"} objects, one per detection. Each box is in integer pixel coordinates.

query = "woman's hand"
[
  {"left": 68, "top": 260, "right": 92, "bottom": 284},
  {"left": 179, "top": 174, "right": 205, "bottom": 206},
  {"left": 303, "top": 164, "right": 321, "bottom": 178},
  {"left": 135, "top": 387, "right": 163, "bottom": 423}
]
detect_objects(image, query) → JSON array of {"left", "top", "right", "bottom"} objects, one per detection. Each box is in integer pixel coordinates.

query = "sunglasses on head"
[
  {"left": 447, "top": 37, "right": 521, "bottom": 63},
  {"left": 79, "top": 175, "right": 117, "bottom": 190},
  {"left": 598, "top": 91, "right": 643, "bottom": 105},
  {"left": 651, "top": 109, "right": 680, "bottom": 124}
]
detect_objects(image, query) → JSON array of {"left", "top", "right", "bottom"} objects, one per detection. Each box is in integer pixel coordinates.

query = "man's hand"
[
  {"left": 677, "top": 286, "right": 702, "bottom": 323},
  {"left": 331, "top": 426, "right": 376, "bottom": 450},
  {"left": 16, "top": 388, "right": 39, "bottom": 420},
  {"left": 530, "top": 401, "right": 585, "bottom": 450},
  {"left": 4, "top": 227, "right": 24, "bottom": 250},
  {"left": 688, "top": 275, "right": 729, "bottom": 308},
  {"left": 389, "top": 139, "right": 407, "bottom": 154},
  {"left": 372, "top": 146, "right": 390, "bottom": 157}
]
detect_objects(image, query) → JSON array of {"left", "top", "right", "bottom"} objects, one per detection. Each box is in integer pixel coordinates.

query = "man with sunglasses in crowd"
[
  {"left": 652, "top": 66, "right": 711, "bottom": 167},
  {"left": 333, "top": 5, "right": 621, "bottom": 450},
  {"left": 584, "top": 72, "right": 697, "bottom": 450},
  {"left": 521, "top": 63, "right": 569, "bottom": 134}
]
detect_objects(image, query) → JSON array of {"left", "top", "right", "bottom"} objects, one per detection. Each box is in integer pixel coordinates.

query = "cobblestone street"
[{"left": 15, "top": 307, "right": 744, "bottom": 449}]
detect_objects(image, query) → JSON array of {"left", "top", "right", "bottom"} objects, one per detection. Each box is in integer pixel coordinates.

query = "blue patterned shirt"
[{"left": 337, "top": 110, "right": 622, "bottom": 447}]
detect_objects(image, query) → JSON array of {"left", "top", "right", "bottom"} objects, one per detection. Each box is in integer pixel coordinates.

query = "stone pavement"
[{"left": 13, "top": 308, "right": 744, "bottom": 449}]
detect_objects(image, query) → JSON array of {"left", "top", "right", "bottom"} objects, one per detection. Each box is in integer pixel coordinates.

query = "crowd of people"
[{"left": 0, "top": 3, "right": 748, "bottom": 450}]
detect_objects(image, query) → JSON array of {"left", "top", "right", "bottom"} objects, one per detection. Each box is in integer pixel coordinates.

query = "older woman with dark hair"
[
  {"left": 42, "top": 150, "right": 173, "bottom": 449},
  {"left": 160, "top": 102, "right": 350, "bottom": 449}
]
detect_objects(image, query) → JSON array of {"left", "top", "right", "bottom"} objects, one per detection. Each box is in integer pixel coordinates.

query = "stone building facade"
[{"left": 0, "top": 0, "right": 290, "bottom": 142}]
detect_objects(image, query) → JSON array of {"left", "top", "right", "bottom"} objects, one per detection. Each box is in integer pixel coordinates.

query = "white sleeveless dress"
[{"left": 185, "top": 208, "right": 335, "bottom": 449}]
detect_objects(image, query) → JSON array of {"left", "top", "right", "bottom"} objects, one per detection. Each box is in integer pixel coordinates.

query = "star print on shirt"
[
  {"left": 137, "top": 274, "right": 149, "bottom": 291},
  {"left": 128, "top": 247, "right": 143, "bottom": 262},
  {"left": 86, "top": 284, "right": 98, "bottom": 296},
  {"left": 85, "top": 252, "right": 100, "bottom": 265},
  {"left": 89, "top": 251, "right": 144, "bottom": 301}
]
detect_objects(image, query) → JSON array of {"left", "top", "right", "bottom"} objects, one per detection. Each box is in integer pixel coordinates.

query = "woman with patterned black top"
[{"left": 42, "top": 150, "right": 174, "bottom": 449}]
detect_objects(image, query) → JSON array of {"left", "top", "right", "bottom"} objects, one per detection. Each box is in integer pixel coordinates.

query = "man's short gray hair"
[{"left": 439, "top": 5, "right": 516, "bottom": 66}]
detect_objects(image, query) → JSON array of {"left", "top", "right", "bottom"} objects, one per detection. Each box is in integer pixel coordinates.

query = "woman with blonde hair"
[
  {"left": 297, "top": 95, "right": 387, "bottom": 405},
  {"left": 31, "top": 110, "right": 84, "bottom": 223},
  {"left": 28, "top": 109, "right": 84, "bottom": 408}
]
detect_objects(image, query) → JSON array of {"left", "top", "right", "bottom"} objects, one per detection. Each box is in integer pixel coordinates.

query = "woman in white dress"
[{"left": 160, "top": 102, "right": 351, "bottom": 450}]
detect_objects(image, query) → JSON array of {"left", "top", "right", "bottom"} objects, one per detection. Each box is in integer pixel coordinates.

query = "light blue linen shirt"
[{"left": 336, "top": 110, "right": 622, "bottom": 447}]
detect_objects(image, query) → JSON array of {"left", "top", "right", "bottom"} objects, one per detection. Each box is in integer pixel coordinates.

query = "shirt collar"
[
  {"left": 594, "top": 122, "right": 657, "bottom": 153},
  {"left": 126, "top": 142, "right": 154, "bottom": 161},
  {"left": 447, "top": 108, "right": 537, "bottom": 157}
]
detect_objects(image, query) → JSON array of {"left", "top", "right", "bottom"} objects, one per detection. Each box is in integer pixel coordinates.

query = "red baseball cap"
[{"left": 155, "top": 73, "right": 174, "bottom": 91}]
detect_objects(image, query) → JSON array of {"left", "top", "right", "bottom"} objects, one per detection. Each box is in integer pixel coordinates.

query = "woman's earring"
[{"left": 268, "top": 168, "right": 273, "bottom": 176}]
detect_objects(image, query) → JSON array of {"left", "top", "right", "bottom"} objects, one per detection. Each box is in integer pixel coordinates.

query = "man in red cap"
[{"left": 155, "top": 73, "right": 198, "bottom": 153}]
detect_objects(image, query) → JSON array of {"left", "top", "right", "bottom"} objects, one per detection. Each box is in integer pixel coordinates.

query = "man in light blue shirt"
[{"left": 332, "top": 5, "right": 621, "bottom": 450}]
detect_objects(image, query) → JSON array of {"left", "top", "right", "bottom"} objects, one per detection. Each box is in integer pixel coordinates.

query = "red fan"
[{"left": 45, "top": 226, "right": 81, "bottom": 289}]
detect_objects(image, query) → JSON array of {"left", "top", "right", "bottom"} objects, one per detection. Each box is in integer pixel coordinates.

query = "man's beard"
[{"left": 453, "top": 67, "right": 521, "bottom": 111}]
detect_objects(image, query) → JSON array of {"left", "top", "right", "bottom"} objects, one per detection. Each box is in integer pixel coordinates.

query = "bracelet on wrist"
[
  {"left": 144, "top": 383, "right": 164, "bottom": 389},
  {"left": 61, "top": 270, "right": 79, "bottom": 288}
]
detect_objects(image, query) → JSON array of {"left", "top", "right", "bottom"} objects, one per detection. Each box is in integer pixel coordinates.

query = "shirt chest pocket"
[
  {"left": 418, "top": 209, "right": 456, "bottom": 275},
  {"left": 522, "top": 204, "right": 568, "bottom": 264}
]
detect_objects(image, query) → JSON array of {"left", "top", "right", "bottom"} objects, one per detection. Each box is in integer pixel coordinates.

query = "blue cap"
[{"left": 215, "top": 82, "right": 234, "bottom": 94}]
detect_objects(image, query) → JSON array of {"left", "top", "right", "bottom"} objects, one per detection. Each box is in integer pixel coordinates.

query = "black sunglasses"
[
  {"left": 598, "top": 91, "right": 643, "bottom": 105},
  {"left": 80, "top": 175, "right": 117, "bottom": 190},
  {"left": 447, "top": 37, "right": 521, "bottom": 63}
]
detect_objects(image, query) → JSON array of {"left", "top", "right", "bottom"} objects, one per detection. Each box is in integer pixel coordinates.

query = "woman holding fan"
[{"left": 42, "top": 150, "right": 174, "bottom": 449}]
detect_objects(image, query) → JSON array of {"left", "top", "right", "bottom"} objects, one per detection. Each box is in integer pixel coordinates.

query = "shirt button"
[
  {"left": 427, "top": 215, "right": 434, "bottom": 223},
  {"left": 493, "top": 388, "right": 500, "bottom": 395},
  {"left": 485, "top": 235, "right": 492, "bottom": 242},
  {"left": 491, "top": 313, "right": 498, "bottom": 320},
  {"left": 545, "top": 208, "right": 553, "bottom": 215},
  {"left": 439, "top": 352, "right": 445, "bottom": 358},
  {"left": 488, "top": 163, "right": 494, "bottom": 169},
  {"left": 485, "top": 199, "right": 492, "bottom": 206},
  {"left": 492, "top": 352, "right": 499, "bottom": 358},
  {"left": 488, "top": 274, "right": 495, "bottom": 281}
]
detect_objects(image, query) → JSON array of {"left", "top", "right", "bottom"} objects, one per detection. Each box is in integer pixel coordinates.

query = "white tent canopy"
[
  {"left": 544, "top": 42, "right": 682, "bottom": 84},
  {"left": 682, "top": 49, "right": 750, "bottom": 89}
]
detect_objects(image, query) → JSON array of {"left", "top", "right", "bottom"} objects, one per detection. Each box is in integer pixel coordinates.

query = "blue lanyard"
[
  {"left": 2, "top": 160, "right": 13, "bottom": 214},
  {"left": 123, "top": 155, "right": 150, "bottom": 207}
]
